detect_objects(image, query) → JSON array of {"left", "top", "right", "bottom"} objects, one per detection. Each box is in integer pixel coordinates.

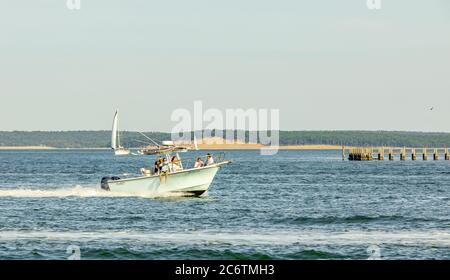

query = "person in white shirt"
[
  {"left": 170, "top": 156, "right": 182, "bottom": 172},
  {"left": 206, "top": 153, "right": 214, "bottom": 166}
]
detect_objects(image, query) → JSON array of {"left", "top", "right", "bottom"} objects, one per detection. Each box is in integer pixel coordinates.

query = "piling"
[
  {"left": 400, "top": 147, "right": 406, "bottom": 161},
  {"left": 434, "top": 148, "right": 439, "bottom": 161},
  {"left": 423, "top": 148, "right": 428, "bottom": 161},
  {"left": 377, "top": 147, "right": 384, "bottom": 160},
  {"left": 387, "top": 148, "right": 393, "bottom": 161},
  {"left": 411, "top": 148, "right": 417, "bottom": 161}
]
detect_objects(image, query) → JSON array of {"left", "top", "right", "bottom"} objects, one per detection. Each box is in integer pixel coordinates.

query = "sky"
[{"left": 0, "top": 0, "right": 449, "bottom": 132}]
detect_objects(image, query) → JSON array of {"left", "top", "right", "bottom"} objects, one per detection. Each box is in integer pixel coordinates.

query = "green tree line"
[{"left": 1, "top": 130, "right": 450, "bottom": 148}]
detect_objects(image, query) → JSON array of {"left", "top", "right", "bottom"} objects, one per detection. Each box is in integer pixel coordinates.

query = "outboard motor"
[
  {"left": 101, "top": 177, "right": 110, "bottom": 191},
  {"left": 101, "top": 176, "right": 121, "bottom": 191}
]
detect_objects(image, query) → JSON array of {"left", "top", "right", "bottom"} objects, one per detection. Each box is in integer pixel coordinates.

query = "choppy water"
[{"left": 1, "top": 149, "right": 450, "bottom": 260}]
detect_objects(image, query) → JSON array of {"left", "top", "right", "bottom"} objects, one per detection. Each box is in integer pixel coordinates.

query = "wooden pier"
[{"left": 342, "top": 146, "right": 450, "bottom": 161}]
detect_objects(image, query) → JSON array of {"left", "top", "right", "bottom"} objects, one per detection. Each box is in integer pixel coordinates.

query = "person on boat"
[
  {"left": 140, "top": 168, "right": 152, "bottom": 176},
  {"left": 194, "top": 157, "right": 204, "bottom": 168},
  {"left": 170, "top": 156, "right": 182, "bottom": 171},
  {"left": 159, "top": 157, "right": 169, "bottom": 184},
  {"left": 206, "top": 153, "right": 214, "bottom": 166},
  {"left": 153, "top": 160, "right": 160, "bottom": 175}
]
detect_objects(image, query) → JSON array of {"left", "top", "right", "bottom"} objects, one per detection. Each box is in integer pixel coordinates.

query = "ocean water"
[{"left": 0, "top": 149, "right": 450, "bottom": 260}]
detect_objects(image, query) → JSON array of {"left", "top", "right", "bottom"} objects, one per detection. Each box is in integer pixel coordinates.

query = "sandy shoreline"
[
  {"left": 0, "top": 144, "right": 343, "bottom": 150},
  {"left": 197, "top": 144, "right": 343, "bottom": 150},
  {"left": 0, "top": 146, "right": 55, "bottom": 150}
]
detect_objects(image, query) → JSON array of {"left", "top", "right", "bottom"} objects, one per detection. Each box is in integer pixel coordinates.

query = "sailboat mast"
[{"left": 194, "top": 134, "right": 199, "bottom": 150}]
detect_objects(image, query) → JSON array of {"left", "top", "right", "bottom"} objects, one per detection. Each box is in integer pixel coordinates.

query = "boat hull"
[
  {"left": 105, "top": 163, "right": 227, "bottom": 196},
  {"left": 114, "top": 149, "right": 131, "bottom": 156}
]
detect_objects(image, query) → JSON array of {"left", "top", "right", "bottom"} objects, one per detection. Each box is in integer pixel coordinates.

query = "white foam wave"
[
  {"left": 1, "top": 229, "right": 450, "bottom": 247},
  {"left": 0, "top": 186, "right": 193, "bottom": 199}
]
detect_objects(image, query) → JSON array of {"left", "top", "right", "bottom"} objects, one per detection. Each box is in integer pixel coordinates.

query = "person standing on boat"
[
  {"left": 159, "top": 157, "right": 169, "bottom": 184},
  {"left": 206, "top": 153, "right": 214, "bottom": 166},
  {"left": 153, "top": 160, "right": 160, "bottom": 175},
  {"left": 170, "top": 156, "right": 182, "bottom": 171}
]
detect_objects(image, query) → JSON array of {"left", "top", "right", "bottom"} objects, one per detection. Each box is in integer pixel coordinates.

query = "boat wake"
[
  {"left": 0, "top": 185, "right": 195, "bottom": 199},
  {"left": 0, "top": 229, "right": 450, "bottom": 247}
]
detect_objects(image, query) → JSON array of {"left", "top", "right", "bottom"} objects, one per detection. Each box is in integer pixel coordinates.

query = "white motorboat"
[
  {"left": 137, "top": 134, "right": 190, "bottom": 155},
  {"left": 139, "top": 144, "right": 188, "bottom": 155},
  {"left": 111, "top": 110, "right": 130, "bottom": 156},
  {"left": 101, "top": 153, "right": 230, "bottom": 196}
]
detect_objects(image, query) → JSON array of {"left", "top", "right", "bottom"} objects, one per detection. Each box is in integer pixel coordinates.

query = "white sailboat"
[{"left": 111, "top": 110, "right": 131, "bottom": 156}]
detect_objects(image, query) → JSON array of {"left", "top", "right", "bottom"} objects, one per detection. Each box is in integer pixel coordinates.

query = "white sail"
[
  {"left": 111, "top": 110, "right": 119, "bottom": 149},
  {"left": 111, "top": 110, "right": 130, "bottom": 156}
]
